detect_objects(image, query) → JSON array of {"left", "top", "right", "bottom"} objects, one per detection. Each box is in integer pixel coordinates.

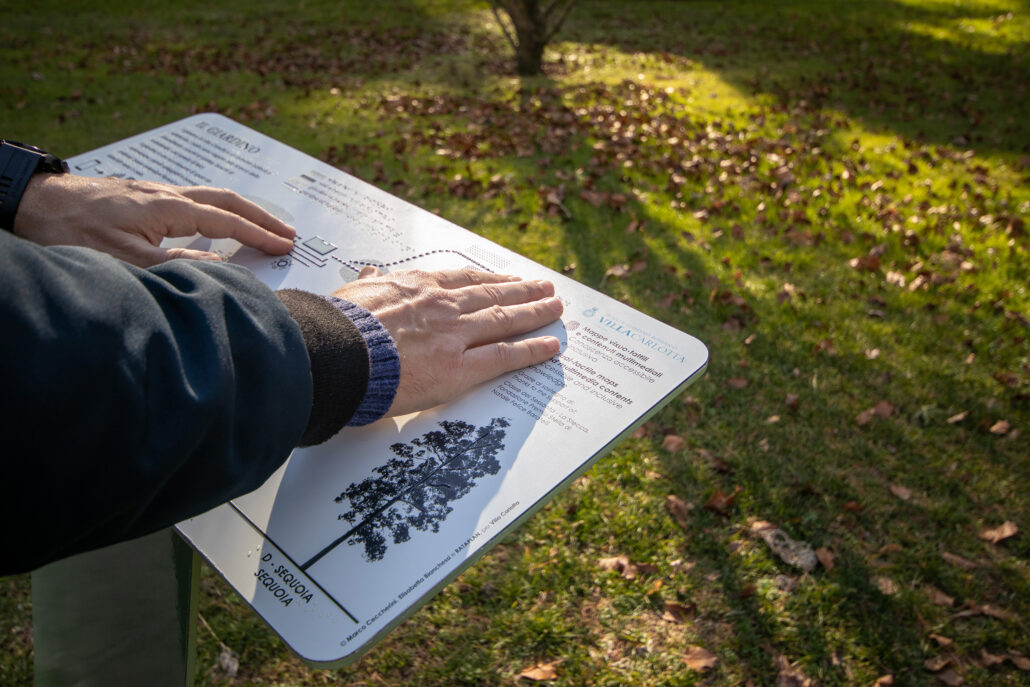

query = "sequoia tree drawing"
[{"left": 300, "top": 418, "right": 510, "bottom": 569}]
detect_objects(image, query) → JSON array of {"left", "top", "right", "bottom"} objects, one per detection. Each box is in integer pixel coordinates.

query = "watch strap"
[{"left": 0, "top": 140, "right": 69, "bottom": 233}]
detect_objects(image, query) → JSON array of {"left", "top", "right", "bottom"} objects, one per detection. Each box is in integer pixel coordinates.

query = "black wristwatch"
[{"left": 0, "top": 139, "right": 69, "bottom": 233}]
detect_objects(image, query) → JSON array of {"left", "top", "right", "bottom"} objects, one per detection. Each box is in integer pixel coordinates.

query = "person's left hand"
[
  {"left": 13, "top": 174, "right": 296, "bottom": 267},
  {"left": 333, "top": 267, "right": 563, "bottom": 417}
]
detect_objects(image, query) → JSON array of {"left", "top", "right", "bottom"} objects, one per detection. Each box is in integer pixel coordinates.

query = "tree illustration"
[{"left": 300, "top": 418, "right": 510, "bottom": 569}]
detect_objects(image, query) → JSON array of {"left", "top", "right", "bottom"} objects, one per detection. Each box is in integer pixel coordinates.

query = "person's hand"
[
  {"left": 13, "top": 174, "right": 295, "bottom": 267},
  {"left": 333, "top": 268, "right": 563, "bottom": 417}
]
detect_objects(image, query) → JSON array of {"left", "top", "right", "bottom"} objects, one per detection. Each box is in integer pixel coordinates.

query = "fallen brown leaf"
[
  {"left": 874, "top": 576, "right": 898, "bottom": 595},
  {"left": 661, "top": 600, "right": 696, "bottom": 623},
  {"left": 924, "top": 655, "right": 951, "bottom": 672},
  {"left": 705, "top": 486, "right": 742, "bottom": 515},
  {"left": 930, "top": 634, "right": 953, "bottom": 648},
  {"left": 980, "top": 604, "right": 1018, "bottom": 621},
  {"left": 952, "top": 601, "right": 983, "bottom": 619},
  {"left": 849, "top": 252, "right": 882, "bottom": 272},
  {"left": 683, "top": 645, "right": 718, "bottom": 672},
  {"left": 925, "top": 585, "right": 955, "bottom": 607},
  {"left": 941, "top": 552, "right": 978, "bottom": 570},
  {"left": 979, "top": 649, "right": 1006, "bottom": 667},
  {"left": 604, "top": 264, "right": 631, "bottom": 279},
  {"left": 946, "top": 410, "right": 969, "bottom": 424},
  {"left": 635, "top": 562, "right": 660, "bottom": 577},
  {"left": 598, "top": 555, "right": 634, "bottom": 578},
  {"left": 935, "top": 667, "right": 964, "bottom": 686},
  {"left": 519, "top": 662, "right": 559, "bottom": 681},
  {"left": 697, "top": 448, "right": 732, "bottom": 473},
  {"left": 666, "top": 494, "right": 692, "bottom": 530},
  {"left": 815, "top": 546, "right": 834, "bottom": 571},
  {"left": 776, "top": 664, "right": 814, "bottom": 687},
  {"left": 890, "top": 484, "right": 913, "bottom": 501},
  {"left": 1010, "top": 654, "right": 1030, "bottom": 671},
  {"left": 814, "top": 338, "right": 836, "bottom": 356},
  {"left": 874, "top": 400, "right": 895, "bottom": 417},
  {"left": 856, "top": 408, "right": 877, "bottom": 426},
  {"left": 727, "top": 377, "right": 749, "bottom": 389},
  {"left": 978, "top": 521, "right": 1018, "bottom": 544},
  {"left": 989, "top": 419, "right": 1011, "bottom": 435},
  {"left": 662, "top": 434, "right": 686, "bottom": 452},
  {"left": 785, "top": 393, "right": 799, "bottom": 410},
  {"left": 874, "top": 675, "right": 894, "bottom": 686}
]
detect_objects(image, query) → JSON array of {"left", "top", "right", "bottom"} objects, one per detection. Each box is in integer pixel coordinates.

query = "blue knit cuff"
[{"left": 324, "top": 296, "right": 400, "bottom": 426}]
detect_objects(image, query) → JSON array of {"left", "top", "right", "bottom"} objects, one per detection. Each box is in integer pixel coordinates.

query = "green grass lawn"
[{"left": 2, "top": 1, "right": 1027, "bottom": 685}]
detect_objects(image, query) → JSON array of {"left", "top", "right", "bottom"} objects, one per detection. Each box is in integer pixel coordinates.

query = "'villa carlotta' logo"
[
  {"left": 596, "top": 314, "right": 687, "bottom": 363},
  {"left": 582, "top": 307, "right": 598, "bottom": 318}
]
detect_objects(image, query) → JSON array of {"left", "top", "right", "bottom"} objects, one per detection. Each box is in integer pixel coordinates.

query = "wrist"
[
  {"left": 325, "top": 296, "right": 400, "bottom": 426},
  {"left": 0, "top": 140, "right": 68, "bottom": 234},
  {"left": 10, "top": 173, "right": 58, "bottom": 239}
]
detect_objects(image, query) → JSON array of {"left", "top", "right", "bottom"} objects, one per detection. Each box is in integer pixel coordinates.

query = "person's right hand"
[{"left": 332, "top": 268, "right": 563, "bottom": 417}]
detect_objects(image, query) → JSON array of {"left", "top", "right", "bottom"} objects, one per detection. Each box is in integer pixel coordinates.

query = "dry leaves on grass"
[
  {"left": 683, "top": 645, "right": 718, "bottom": 672},
  {"left": 815, "top": 546, "right": 834, "bottom": 571},
  {"left": 951, "top": 600, "right": 1019, "bottom": 622},
  {"left": 925, "top": 584, "right": 955, "bottom": 607},
  {"left": 666, "top": 494, "right": 692, "bottom": 530},
  {"left": 874, "top": 576, "right": 898, "bottom": 595},
  {"left": 856, "top": 400, "right": 894, "bottom": 426},
  {"left": 661, "top": 600, "right": 696, "bottom": 623},
  {"left": 946, "top": 410, "right": 969, "bottom": 424},
  {"left": 697, "top": 447, "right": 732, "bottom": 473},
  {"left": 705, "top": 486, "right": 742, "bottom": 515},
  {"left": 988, "top": 419, "right": 1011, "bottom": 435},
  {"left": 751, "top": 521, "right": 818, "bottom": 572},
  {"left": 941, "top": 552, "right": 979, "bottom": 570},
  {"left": 597, "top": 555, "right": 658, "bottom": 580},
  {"left": 889, "top": 484, "right": 913, "bottom": 501},
  {"left": 978, "top": 521, "right": 1018, "bottom": 544},
  {"left": 603, "top": 263, "right": 631, "bottom": 280},
  {"left": 774, "top": 655, "right": 814, "bottom": 687},
  {"left": 662, "top": 433, "right": 686, "bottom": 452},
  {"left": 934, "top": 668, "right": 964, "bottom": 686},
  {"left": 519, "top": 662, "right": 559, "bottom": 681}
]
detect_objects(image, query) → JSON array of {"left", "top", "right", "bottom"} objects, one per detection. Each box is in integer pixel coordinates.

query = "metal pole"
[{"left": 32, "top": 528, "right": 199, "bottom": 687}]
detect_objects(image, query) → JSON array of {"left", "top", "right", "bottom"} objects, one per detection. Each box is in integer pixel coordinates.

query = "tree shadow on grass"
[{"left": 562, "top": 0, "right": 1029, "bottom": 156}]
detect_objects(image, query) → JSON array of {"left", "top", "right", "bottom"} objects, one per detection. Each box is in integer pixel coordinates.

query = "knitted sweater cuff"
[{"left": 324, "top": 296, "right": 400, "bottom": 426}]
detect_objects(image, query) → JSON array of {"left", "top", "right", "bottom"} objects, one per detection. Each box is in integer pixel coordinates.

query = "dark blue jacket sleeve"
[{"left": 0, "top": 230, "right": 315, "bottom": 575}]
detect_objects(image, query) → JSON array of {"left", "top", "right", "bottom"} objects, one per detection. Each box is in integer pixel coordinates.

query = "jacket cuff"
[
  {"left": 275, "top": 289, "right": 368, "bottom": 446},
  {"left": 324, "top": 296, "right": 400, "bottom": 426}
]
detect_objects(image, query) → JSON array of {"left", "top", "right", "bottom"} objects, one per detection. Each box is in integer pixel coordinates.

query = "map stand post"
[{"left": 31, "top": 528, "right": 200, "bottom": 687}]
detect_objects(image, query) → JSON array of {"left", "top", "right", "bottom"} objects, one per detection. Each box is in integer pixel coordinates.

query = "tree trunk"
[
  {"left": 515, "top": 34, "right": 546, "bottom": 76},
  {"left": 493, "top": 0, "right": 569, "bottom": 76}
]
